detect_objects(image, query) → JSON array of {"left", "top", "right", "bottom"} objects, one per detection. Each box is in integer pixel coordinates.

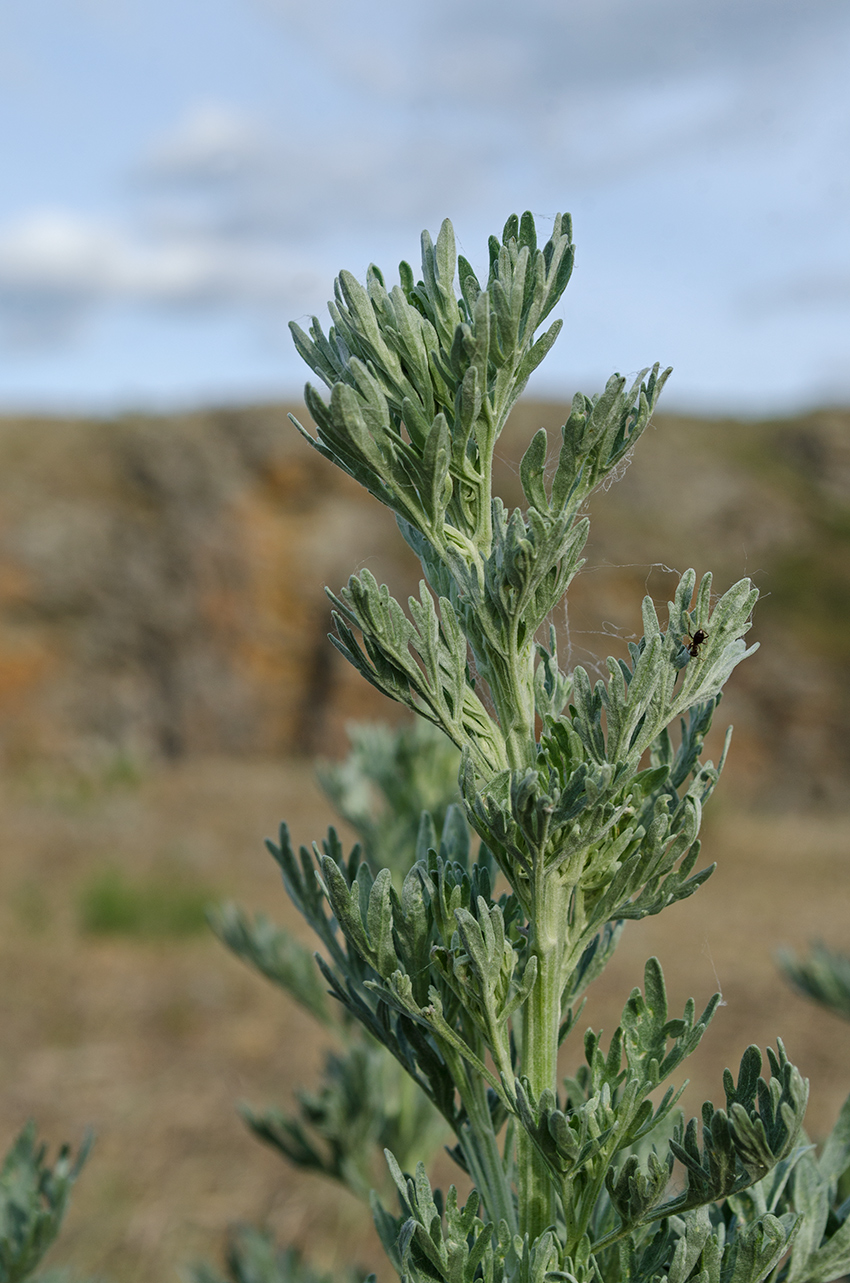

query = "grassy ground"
[{"left": 0, "top": 754, "right": 847, "bottom": 1283}]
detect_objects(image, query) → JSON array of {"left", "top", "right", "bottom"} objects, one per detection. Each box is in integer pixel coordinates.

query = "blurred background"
[{"left": 0, "top": 2, "right": 848, "bottom": 1281}]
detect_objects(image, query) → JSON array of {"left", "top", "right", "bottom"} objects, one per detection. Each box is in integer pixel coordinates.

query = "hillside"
[{"left": 0, "top": 401, "right": 846, "bottom": 804}]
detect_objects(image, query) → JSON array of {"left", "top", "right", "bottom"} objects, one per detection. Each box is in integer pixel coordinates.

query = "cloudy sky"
[{"left": 1, "top": 0, "right": 848, "bottom": 414}]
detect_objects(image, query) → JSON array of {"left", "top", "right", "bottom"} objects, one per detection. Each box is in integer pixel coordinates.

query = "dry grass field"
[{"left": 0, "top": 753, "right": 847, "bottom": 1283}]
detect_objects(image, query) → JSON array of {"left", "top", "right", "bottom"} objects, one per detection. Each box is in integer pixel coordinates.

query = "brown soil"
[{"left": 0, "top": 756, "right": 847, "bottom": 1283}]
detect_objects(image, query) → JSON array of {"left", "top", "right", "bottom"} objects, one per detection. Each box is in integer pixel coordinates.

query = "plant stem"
[
  {"left": 460, "top": 1108, "right": 517, "bottom": 1234},
  {"left": 492, "top": 643, "right": 537, "bottom": 773},
  {"left": 517, "top": 881, "right": 564, "bottom": 1239},
  {"left": 442, "top": 1044, "right": 517, "bottom": 1233}
]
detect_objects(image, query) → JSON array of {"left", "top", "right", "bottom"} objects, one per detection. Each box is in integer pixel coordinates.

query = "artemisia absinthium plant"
[{"left": 269, "top": 210, "right": 827, "bottom": 1283}]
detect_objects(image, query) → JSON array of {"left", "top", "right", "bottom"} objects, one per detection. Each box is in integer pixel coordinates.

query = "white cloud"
[
  {"left": 0, "top": 98, "right": 341, "bottom": 346},
  {"left": 0, "top": 205, "right": 321, "bottom": 345},
  {"left": 0, "top": 211, "right": 123, "bottom": 296},
  {"left": 0, "top": 89, "right": 499, "bottom": 351},
  {"left": 257, "top": 0, "right": 848, "bottom": 121},
  {"left": 141, "top": 102, "right": 269, "bottom": 186}
]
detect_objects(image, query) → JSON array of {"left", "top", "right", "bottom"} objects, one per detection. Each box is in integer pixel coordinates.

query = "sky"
[{"left": 0, "top": 0, "right": 848, "bottom": 415}]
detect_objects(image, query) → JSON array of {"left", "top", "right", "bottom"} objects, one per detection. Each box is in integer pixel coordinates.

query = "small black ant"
[{"left": 684, "top": 628, "right": 708, "bottom": 658}]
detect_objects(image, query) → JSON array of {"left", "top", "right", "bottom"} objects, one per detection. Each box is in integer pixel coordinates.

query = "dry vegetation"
[{"left": 0, "top": 400, "right": 847, "bottom": 1281}]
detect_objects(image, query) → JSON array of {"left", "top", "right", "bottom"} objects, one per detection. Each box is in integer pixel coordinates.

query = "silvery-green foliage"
[
  {"left": 210, "top": 900, "right": 333, "bottom": 1027},
  {"left": 268, "top": 209, "right": 822, "bottom": 1283},
  {"left": 749, "top": 938, "right": 850, "bottom": 1282},
  {"left": 239, "top": 1037, "right": 445, "bottom": 1202},
  {"left": 768, "top": 908, "right": 850, "bottom": 1276},
  {"left": 721, "top": 1088, "right": 850, "bottom": 1283},
  {"left": 304, "top": 804, "right": 807, "bottom": 1254},
  {"left": 778, "top": 943, "right": 850, "bottom": 1023},
  {"left": 0, "top": 1122, "right": 89, "bottom": 1283},
  {"left": 371, "top": 1156, "right": 799, "bottom": 1283},
  {"left": 316, "top": 721, "right": 461, "bottom": 884},
  {"left": 209, "top": 724, "right": 456, "bottom": 1203},
  {"left": 211, "top": 720, "right": 460, "bottom": 1025},
  {"left": 190, "top": 1226, "right": 368, "bottom": 1283}
]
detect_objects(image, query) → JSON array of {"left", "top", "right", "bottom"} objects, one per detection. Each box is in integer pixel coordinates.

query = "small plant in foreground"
[
  {"left": 0, "top": 1121, "right": 89, "bottom": 1283},
  {"left": 215, "top": 210, "right": 850, "bottom": 1283}
]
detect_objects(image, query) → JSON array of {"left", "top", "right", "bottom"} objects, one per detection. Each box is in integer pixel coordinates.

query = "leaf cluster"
[
  {"left": 240, "top": 1037, "right": 444, "bottom": 1202},
  {"left": 316, "top": 721, "right": 461, "bottom": 882},
  {"left": 778, "top": 944, "right": 850, "bottom": 1023},
  {"left": 290, "top": 213, "right": 574, "bottom": 564},
  {"left": 209, "top": 723, "right": 458, "bottom": 1203},
  {"left": 373, "top": 1157, "right": 804, "bottom": 1283},
  {"left": 191, "top": 1226, "right": 369, "bottom": 1283},
  {"left": 0, "top": 1122, "right": 89, "bottom": 1283}
]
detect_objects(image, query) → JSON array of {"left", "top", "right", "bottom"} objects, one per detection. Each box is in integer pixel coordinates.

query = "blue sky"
[{"left": 0, "top": 0, "right": 848, "bottom": 414}]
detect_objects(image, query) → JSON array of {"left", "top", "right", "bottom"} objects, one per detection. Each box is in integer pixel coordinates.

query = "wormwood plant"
[{"left": 219, "top": 210, "right": 850, "bottom": 1283}]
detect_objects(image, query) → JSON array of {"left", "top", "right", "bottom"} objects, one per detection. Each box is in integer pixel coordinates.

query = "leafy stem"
[{"left": 275, "top": 208, "right": 813, "bottom": 1283}]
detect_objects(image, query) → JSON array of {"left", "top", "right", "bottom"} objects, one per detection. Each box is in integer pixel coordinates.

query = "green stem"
[
  {"left": 568, "top": 1134, "right": 619, "bottom": 1256},
  {"left": 460, "top": 1089, "right": 517, "bottom": 1234},
  {"left": 517, "top": 883, "right": 564, "bottom": 1240},
  {"left": 440, "top": 1040, "right": 516, "bottom": 1233},
  {"left": 492, "top": 641, "right": 537, "bottom": 772},
  {"left": 480, "top": 437, "right": 494, "bottom": 556},
  {"left": 589, "top": 1190, "right": 708, "bottom": 1256}
]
